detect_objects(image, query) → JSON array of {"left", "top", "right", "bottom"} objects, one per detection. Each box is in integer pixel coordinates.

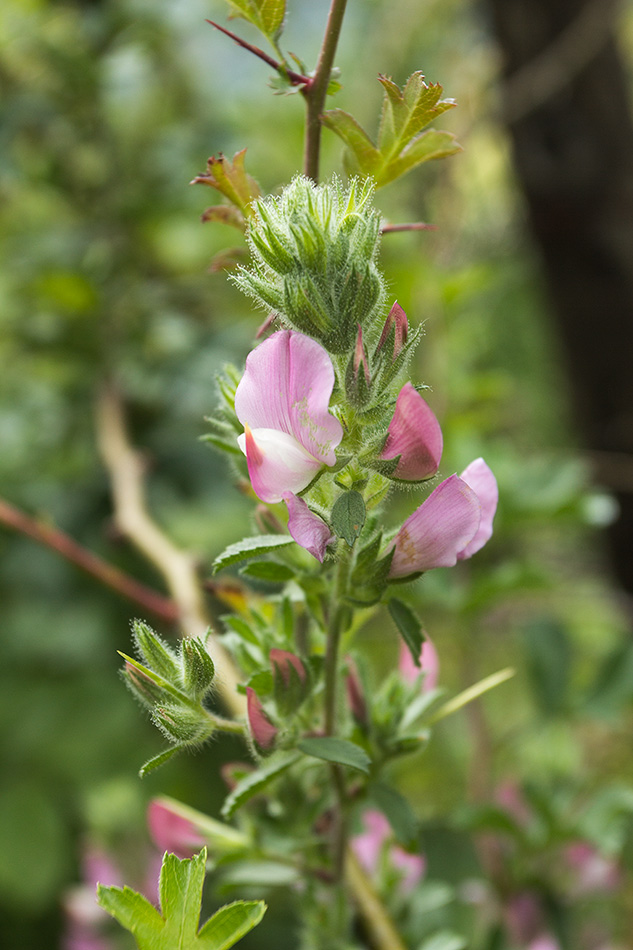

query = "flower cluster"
[{"left": 233, "top": 321, "right": 497, "bottom": 577}]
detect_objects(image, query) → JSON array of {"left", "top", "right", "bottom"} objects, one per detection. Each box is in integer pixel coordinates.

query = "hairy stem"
[{"left": 304, "top": 0, "right": 349, "bottom": 181}]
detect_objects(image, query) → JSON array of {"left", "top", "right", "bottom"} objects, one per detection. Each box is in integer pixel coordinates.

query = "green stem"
[
  {"left": 206, "top": 711, "right": 247, "bottom": 736},
  {"left": 304, "top": 0, "right": 349, "bottom": 181}
]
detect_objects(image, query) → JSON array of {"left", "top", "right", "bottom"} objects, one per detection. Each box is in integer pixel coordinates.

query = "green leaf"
[
  {"left": 213, "top": 535, "right": 295, "bottom": 573},
  {"left": 331, "top": 491, "right": 366, "bottom": 546},
  {"left": 522, "top": 617, "right": 571, "bottom": 715},
  {"left": 298, "top": 737, "right": 371, "bottom": 774},
  {"left": 221, "top": 753, "right": 301, "bottom": 819},
  {"left": 418, "top": 932, "right": 467, "bottom": 950},
  {"left": 139, "top": 746, "right": 182, "bottom": 778},
  {"left": 192, "top": 149, "right": 261, "bottom": 217},
  {"left": 320, "top": 110, "right": 382, "bottom": 175},
  {"left": 240, "top": 561, "right": 294, "bottom": 582},
  {"left": 224, "top": 0, "right": 286, "bottom": 39},
  {"left": 376, "top": 130, "right": 460, "bottom": 188},
  {"left": 429, "top": 668, "right": 515, "bottom": 724},
  {"left": 98, "top": 850, "right": 266, "bottom": 950},
  {"left": 370, "top": 782, "right": 418, "bottom": 846},
  {"left": 388, "top": 599, "right": 425, "bottom": 665}
]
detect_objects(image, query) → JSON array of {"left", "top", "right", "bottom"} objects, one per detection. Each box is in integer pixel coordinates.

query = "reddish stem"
[
  {"left": 0, "top": 497, "right": 179, "bottom": 624},
  {"left": 206, "top": 21, "right": 310, "bottom": 87},
  {"left": 381, "top": 221, "right": 437, "bottom": 233}
]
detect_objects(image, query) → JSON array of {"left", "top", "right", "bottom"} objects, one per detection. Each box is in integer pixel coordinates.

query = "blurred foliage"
[{"left": 1, "top": 0, "right": 633, "bottom": 948}]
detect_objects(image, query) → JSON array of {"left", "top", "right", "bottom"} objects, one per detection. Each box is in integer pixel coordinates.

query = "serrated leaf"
[
  {"left": 221, "top": 753, "right": 301, "bottom": 819},
  {"left": 377, "top": 130, "right": 461, "bottom": 188},
  {"left": 240, "top": 561, "right": 294, "bottom": 582},
  {"left": 224, "top": 0, "right": 285, "bottom": 39},
  {"left": 388, "top": 599, "right": 424, "bottom": 665},
  {"left": 370, "top": 781, "right": 418, "bottom": 846},
  {"left": 197, "top": 899, "right": 268, "bottom": 949},
  {"left": 331, "top": 491, "right": 366, "bottom": 546},
  {"left": 98, "top": 850, "right": 266, "bottom": 950},
  {"left": 192, "top": 150, "right": 261, "bottom": 217},
  {"left": 139, "top": 746, "right": 182, "bottom": 778},
  {"left": 298, "top": 737, "right": 371, "bottom": 774},
  {"left": 320, "top": 110, "right": 382, "bottom": 175},
  {"left": 213, "top": 535, "right": 295, "bottom": 573}
]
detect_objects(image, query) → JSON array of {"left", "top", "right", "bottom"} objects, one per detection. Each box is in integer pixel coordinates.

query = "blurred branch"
[
  {"left": 381, "top": 222, "right": 437, "bottom": 234},
  {"left": 95, "top": 382, "right": 245, "bottom": 717},
  {"left": 500, "top": 0, "right": 621, "bottom": 123},
  {"left": 345, "top": 851, "right": 408, "bottom": 950},
  {"left": 0, "top": 497, "right": 179, "bottom": 624}
]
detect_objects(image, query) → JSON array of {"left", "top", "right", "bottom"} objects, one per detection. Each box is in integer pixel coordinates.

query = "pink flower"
[
  {"left": 352, "top": 809, "right": 425, "bottom": 895},
  {"left": 147, "top": 799, "right": 205, "bottom": 860},
  {"left": 398, "top": 639, "right": 439, "bottom": 692},
  {"left": 381, "top": 383, "right": 443, "bottom": 480},
  {"left": 389, "top": 458, "right": 498, "bottom": 578},
  {"left": 527, "top": 937, "right": 560, "bottom": 950},
  {"left": 235, "top": 330, "right": 343, "bottom": 504}
]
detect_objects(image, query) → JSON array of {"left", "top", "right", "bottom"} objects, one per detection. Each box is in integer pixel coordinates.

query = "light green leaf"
[
  {"left": 221, "top": 752, "right": 301, "bottom": 819},
  {"left": 319, "top": 110, "right": 382, "bottom": 175},
  {"left": 418, "top": 932, "right": 467, "bottom": 950},
  {"left": 377, "top": 130, "right": 461, "bottom": 188},
  {"left": 139, "top": 746, "right": 182, "bottom": 778},
  {"left": 388, "top": 598, "right": 424, "bottom": 665},
  {"left": 98, "top": 850, "right": 266, "bottom": 950},
  {"left": 224, "top": 0, "right": 285, "bottom": 39},
  {"left": 429, "top": 668, "right": 515, "bottom": 724},
  {"left": 192, "top": 150, "right": 261, "bottom": 217},
  {"left": 298, "top": 737, "right": 371, "bottom": 774},
  {"left": 213, "top": 535, "right": 295, "bottom": 573}
]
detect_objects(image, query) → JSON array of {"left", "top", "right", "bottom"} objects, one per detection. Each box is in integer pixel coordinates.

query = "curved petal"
[
  {"left": 457, "top": 458, "right": 498, "bottom": 559},
  {"left": 389, "top": 474, "right": 481, "bottom": 578},
  {"left": 238, "top": 426, "right": 322, "bottom": 503},
  {"left": 246, "top": 688, "right": 277, "bottom": 751},
  {"left": 235, "top": 330, "right": 343, "bottom": 464},
  {"left": 380, "top": 383, "right": 443, "bottom": 480},
  {"left": 283, "top": 492, "right": 335, "bottom": 562}
]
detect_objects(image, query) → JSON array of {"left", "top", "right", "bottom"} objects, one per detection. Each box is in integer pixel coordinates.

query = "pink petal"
[
  {"left": 235, "top": 330, "right": 343, "bottom": 465},
  {"left": 398, "top": 639, "right": 439, "bottom": 692},
  {"left": 238, "top": 425, "right": 322, "bottom": 503},
  {"left": 283, "top": 492, "right": 335, "bottom": 562},
  {"left": 389, "top": 474, "right": 481, "bottom": 578},
  {"left": 392, "top": 847, "right": 425, "bottom": 893},
  {"left": 147, "top": 799, "right": 204, "bottom": 859},
  {"left": 457, "top": 458, "right": 498, "bottom": 559},
  {"left": 351, "top": 810, "right": 391, "bottom": 873},
  {"left": 270, "top": 649, "right": 307, "bottom": 687},
  {"left": 246, "top": 688, "right": 277, "bottom": 751},
  {"left": 380, "top": 383, "right": 443, "bottom": 480}
]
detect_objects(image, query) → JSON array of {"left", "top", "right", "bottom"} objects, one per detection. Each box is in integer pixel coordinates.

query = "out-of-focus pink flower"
[
  {"left": 246, "top": 687, "right": 277, "bottom": 751},
  {"left": 398, "top": 639, "right": 439, "bottom": 692},
  {"left": 283, "top": 491, "right": 335, "bottom": 562},
  {"left": 380, "top": 383, "right": 443, "bottom": 481},
  {"left": 235, "top": 330, "right": 343, "bottom": 504},
  {"left": 564, "top": 842, "right": 620, "bottom": 895},
  {"left": 270, "top": 648, "right": 307, "bottom": 686},
  {"left": 505, "top": 892, "right": 543, "bottom": 945},
  {"left": 376, "top": 301, "right": 408, "bottom": 360},
  {"left": 527, "top": 936, "right": 560, "bottom": 950},
  {"left": 388, "top": 458, "right": 498, "bottom": 578},
  {"left": 147, "top": 799, "right": 205, "bottom": 860},
  {"left": 352, "top": 809, "right": 425, "bottom": 895}
]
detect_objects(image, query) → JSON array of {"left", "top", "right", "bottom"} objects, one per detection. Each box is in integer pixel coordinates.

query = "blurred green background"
[{"left": 2, "top": 1, "right": 633, "bottom": 947}]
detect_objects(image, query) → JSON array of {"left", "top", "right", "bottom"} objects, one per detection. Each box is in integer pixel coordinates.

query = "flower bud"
[
  {"left": 345, "top": 658, "right": 369, "bottom": 728},
  {"left": 376, "top": 301, "right": 408, "bottom": 361},
  {"left": 246, "top": 688, "right": 277, "bottom": 752},
  {"left": 180, "top": 637, "right": 215, "bottom": 703}
]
